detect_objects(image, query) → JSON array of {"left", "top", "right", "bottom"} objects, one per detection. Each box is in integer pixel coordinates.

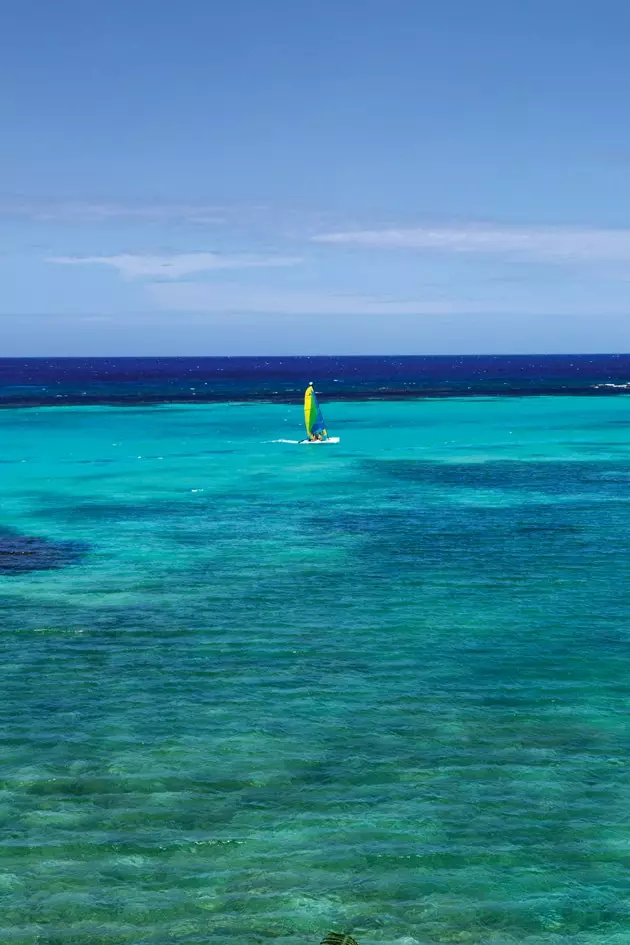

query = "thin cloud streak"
[
  {"left": 48, "top": 252, "right": 303, "bottom": 279},
  {"left": 1, "top": 199, "right": 338, "bottom": 232},
  {"left": 150, "top": 282, "right": 452, "bottom": 315},
  {"left": 149, "top": 282, "right": 630, "bottom": 317},
  {"left": 2, "top": 200, "right": 228, "bottom": 224},
  {"left": 314, "top": 223, "right": 630, "bottom": 262}
]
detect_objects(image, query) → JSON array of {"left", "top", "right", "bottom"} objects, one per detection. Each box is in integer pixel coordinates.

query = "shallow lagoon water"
[{"left": 2, "top": 396, "right": 630, "bottom": 944}]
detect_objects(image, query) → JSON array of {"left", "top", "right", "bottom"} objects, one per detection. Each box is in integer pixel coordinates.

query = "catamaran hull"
[{"left": 299, "top": 437, "right": 340, "bottom": 444}]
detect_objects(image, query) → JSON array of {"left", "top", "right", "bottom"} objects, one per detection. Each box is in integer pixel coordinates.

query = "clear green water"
[{"left": 3, "top": 397, "right": 630, "bottom": 945}]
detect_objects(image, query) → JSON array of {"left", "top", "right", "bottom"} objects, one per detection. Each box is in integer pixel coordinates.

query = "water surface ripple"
[{"left": 1, "top": 396, "right": 630, "bottom": 944}]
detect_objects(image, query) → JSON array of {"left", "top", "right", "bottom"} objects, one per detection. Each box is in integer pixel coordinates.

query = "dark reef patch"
[{"left": 0, "top": 528, "right": 88, "bottom": 574}]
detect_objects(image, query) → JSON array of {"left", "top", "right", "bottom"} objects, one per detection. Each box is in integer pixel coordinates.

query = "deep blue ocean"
[
  {"left": 1, "top": 354, "right": 630, "bottom": 406},
  {"left": 2, "top": 356, "right": 630, "bottom": 945}
]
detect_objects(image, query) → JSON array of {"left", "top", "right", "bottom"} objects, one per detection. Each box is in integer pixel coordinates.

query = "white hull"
[{"left": 299, "top": 437, "right": 340, "bottom": 445}]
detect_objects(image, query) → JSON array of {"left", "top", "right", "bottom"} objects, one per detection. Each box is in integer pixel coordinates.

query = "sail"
[{"left": 304, "top": 385, "right": 327, "bottom": 437}]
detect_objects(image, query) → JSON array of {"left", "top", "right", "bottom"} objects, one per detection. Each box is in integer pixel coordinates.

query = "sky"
[{"left": 2, "top": 0, "right": 630, "bottom": 355}]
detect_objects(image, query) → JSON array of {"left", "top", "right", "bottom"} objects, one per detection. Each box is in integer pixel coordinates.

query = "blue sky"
[{"left": 2, "top": 0, "right": 630, "bottom": 354}]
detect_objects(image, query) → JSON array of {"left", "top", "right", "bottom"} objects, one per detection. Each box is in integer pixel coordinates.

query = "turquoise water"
[{"left": 3, "top": 396, "right": 630, "bottom": 945}]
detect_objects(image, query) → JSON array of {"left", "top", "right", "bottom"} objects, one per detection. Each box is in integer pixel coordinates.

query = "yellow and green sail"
[{"left": 304, "top": 384, "right": 327, "bottom": 438}]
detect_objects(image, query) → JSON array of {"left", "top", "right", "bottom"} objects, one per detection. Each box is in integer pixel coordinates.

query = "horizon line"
[{"left": 1, "top": 352, "right": 630, "bottom": 360}]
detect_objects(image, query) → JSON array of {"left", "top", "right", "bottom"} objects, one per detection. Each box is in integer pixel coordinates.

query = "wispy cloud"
[
  {"left": 149, "top": 282, "right": 452, "bottom": 315},
  {"left": 149, "top": 280, "right": 630, "bottom": 317},
  {"left": 1, "top": 199, "right": 337, "bottom": 233},
  {"left": 2, "top": 200, "right": 228, "bottom": 225},
  {"left": 314, "top": 223, "right": 630, "bottom": 262},
  {"left": 48, "top": 252, "right": 303, "bottom": 279}
]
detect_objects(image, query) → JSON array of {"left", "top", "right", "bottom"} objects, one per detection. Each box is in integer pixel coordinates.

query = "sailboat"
[{"left": 300, "top": 383, "right": 340, "bottom": 444}]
